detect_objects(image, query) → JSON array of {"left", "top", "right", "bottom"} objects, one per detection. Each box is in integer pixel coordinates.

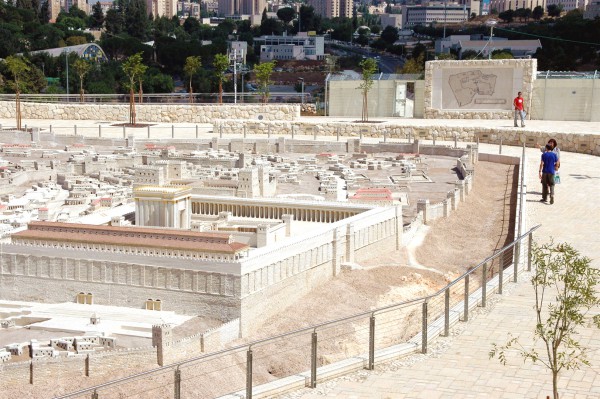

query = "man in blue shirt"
[{"left": 539, "top": 144, "right": 558, "bottom": 204}]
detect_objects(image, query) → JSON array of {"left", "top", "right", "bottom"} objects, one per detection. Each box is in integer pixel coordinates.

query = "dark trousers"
[{"left": 541, "top": 173, "right": 555, "bottom": 200}]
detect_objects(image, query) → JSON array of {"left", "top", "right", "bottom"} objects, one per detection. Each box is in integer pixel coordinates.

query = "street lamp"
[
  {"left": 485, "top": 19, "right": 497, "bottom": 60},
  {"left": 63, "top": 49, "right": 70, "bottom": 102},
  {"left": 298, "top": 77, "right": 304, "bottom": 104}
]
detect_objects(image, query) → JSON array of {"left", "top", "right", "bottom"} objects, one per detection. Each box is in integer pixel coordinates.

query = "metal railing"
[
  {"left": 0, "top": 92, "right": 312, "bottom": 105},
  {"left": 54, "top": 224, "right": 540, "bottom": 399}
]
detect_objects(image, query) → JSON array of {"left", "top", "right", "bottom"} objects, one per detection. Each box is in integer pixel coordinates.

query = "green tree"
[
  {"left": 39, "top": 0, "right": 50, "bottom": 23},
  {"left": 491, "top": 50, "right": 514, "bottom": 59},
  {"left": 124, "top": 0, "right": 149, "bottom": 40},
  {"left": 183, "top": 55, "right": 202, "bottom": 103},
  {"left": 213, "top": 53, "right": 229, "bottom": 104},
  {"left": 255, "top": 60, "right": 276, "bottom": 104},
  {"left": 72, "top": 58, "right": 92, "bottom": 102},
  {"left": 90, "top": 2, "right": 104, "bottom": 29},
  {"left": 104, "top": 8, "right": 124, "bottom": 34},
  {"left": 532, "top": 5, "right": 544, "bottom": 20},
  {"left": 547, "top": 3, "right": 563, "bottom": 17},
  {"left": 276, "top": 7, "right": 296, "bottom": 25},
  {"left": 357, "top": 57, "right": 377, "bottom": 122},
  {"left": 401, "top": 53, "right": 425, "bottom": 73},
  {"left": 260, "top": 15, "right": 283, "bottom": 36},
  {"left": 499, "top": 9, "right": 514, "bottom": 22},
  {"left": 380, "top": 25, "right": 399, "bottom": 45},
  {"left": 4, "top": 55, "right": 30, "bottom": 130},
  {"left": 121, "top": 52, "right": 146, "bottom": 124},
  {"left": 490, "top": 242, "right": 600, "bottom": 399}
]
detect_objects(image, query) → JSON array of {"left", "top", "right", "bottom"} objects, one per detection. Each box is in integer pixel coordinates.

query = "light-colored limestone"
[{"left": 0, "top": 101, "right": 300, "bottom": 123}]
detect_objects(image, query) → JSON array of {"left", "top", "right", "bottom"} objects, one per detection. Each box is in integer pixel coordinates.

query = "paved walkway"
[
  {"left": 290, "top": 143, "right": 600, "bottom": 399},
  {"left": 2, "top": 117, "right": 600, "bottom": 138}
]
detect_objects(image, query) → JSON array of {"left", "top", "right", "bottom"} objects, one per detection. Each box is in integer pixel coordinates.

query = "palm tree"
[
  {"left": 73, "top": 58, "right": 92, "bottom": 102},
  {"left": 255, "top": 61, "right": 276, "bottom": 104},
  {"left": 183, "top": 56, "right": 202, "bottom": 103},
  {"left": 122, "top": 52, "right": 147, "bottom": 125},
  {"left": 4, "top": 56, "right": 30, "bottom": 130},
  {"left": 213, "top": 54, "right": 229, "bottom": 104}
]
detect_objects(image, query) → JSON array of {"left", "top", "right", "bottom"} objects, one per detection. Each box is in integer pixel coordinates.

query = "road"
[{"left": 330, "top": 41, "right": 405, "bottom": 74}]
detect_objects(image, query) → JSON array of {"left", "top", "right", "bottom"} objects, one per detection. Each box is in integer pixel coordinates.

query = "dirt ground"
[{"left": 252, "top": 161, "right": 516, "bottom": 338}]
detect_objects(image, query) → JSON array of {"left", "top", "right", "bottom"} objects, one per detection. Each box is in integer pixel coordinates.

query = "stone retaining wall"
[
  {"left": 0, "top": 101, "right": 300, "bottom": 123},
  {"left": 213, "top": 119, "right": 600, "bottom": 155},
  {"left": 423, "top": 59, "right": 537, "bottom": 120}
]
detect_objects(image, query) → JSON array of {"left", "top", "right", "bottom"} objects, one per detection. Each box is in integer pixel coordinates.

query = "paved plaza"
[{"left": 1, "top": 115, "right": 599, "bottom": 398}]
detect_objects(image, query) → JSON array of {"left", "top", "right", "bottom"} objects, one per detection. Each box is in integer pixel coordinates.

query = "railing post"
[
  {"left": 383, "top": 130, "right": 388, "bottom": 143},
  {"left": 291, "top": 124, "right": 295, "bottom": 139},
  {"left": 74, "top": 125, "right": 77, "bottom": 136},
  {"left": 243, "top": 125, "right": 247, "bottom": 138},
  {"left": 268, "top": 124, "right": 271, "bottom": 138},
  {"left": 195, "top": 124, "right": 199, "bottom": 139},
  {"left": 421, "top": 301, "right": 428, "bottom": 354},
  {"left": 499, "top": 138, "right": 503, "bottom": 154},
  {"left": 432, "top": 133, "right": 436, "bottom": 146},
  {"left": 91, "top": 390, "right": 98, "bottom": 399},
  {"left": 85, "top": 354, "right": 90, "bottom": 377},
  {"left": 147, "top": 125, "right": 151, "bottom": 138},
  {"left": 464, "top": 274, "right": 470, "bottom": 322},
  {"left": 368, "top": 315, "right": 375, "bottom": 370},
  {"left": 122, "top": 125, "right": 126, "bottom": 138},
  {"left": 49, "top": 125, "right": 53, "bottom": 134},
  {"left": 527, "top": 233, "right": 533, "bottom": 271},
  {"left": 174, "top": 367, "right": 181, "bottom": 399},
  {"left": 498, "top": 252, "right": 504, "bottom": 295},
  {"left": 444, "top": 288, "right": 450, "bottom": 336},
  {"left": 246, "top": 348, "right": 253, "bottom": 399},
  {"left": 310, "top": 331, "right": 317, "bottom": 388},
  {"left": 98, "top": 125, "right": 102, "bottom": 138},
  {"left": 313, "top": 127, "right": 317, "bottom": 141},
  {"left": 359, "top": 128, "right": 363, "bottom": 141},
  {"left": 513, "top": 242, "right": 520, "bottom": 283},
  {"left": 29, "top": 360, "right": 33, "bottom": 384},
  {"left": 336, "top": 126, "right": 340, "bottom": 141},
  {"left": 171, "top": 124, "right": 175, "bottom": 139},
  {"left": 454, "top": 134, "right": 458, "bottom": 148},
  {"left": 481, "top": 262, "right": 487, "bottom": 308}
]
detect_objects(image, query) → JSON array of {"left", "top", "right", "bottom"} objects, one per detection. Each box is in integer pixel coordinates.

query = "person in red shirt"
[{"left": 513, "top": 91, "right": 525, "bottom": 128}]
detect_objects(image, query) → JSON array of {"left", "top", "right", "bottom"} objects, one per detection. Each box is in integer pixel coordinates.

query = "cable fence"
[{"left": 54, "top": 225, "right": 539, "bottom": 399}]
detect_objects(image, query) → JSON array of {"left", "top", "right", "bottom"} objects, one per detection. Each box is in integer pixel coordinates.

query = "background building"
[
  {"left": 217, "top": 0, "right": 266, "bottom": 16},
  {"left": 307, "top": 0, "right": 352, "bottom": 18},
  {"left": 147, "top": 0, "right": 178, "bottom": 18},
  {"left": 256, "top": 32, "right": 325, "bottom": 61},
  {"left": 401, "top": 3, "right": 470, "bottom": 27},
  {"left": 489, "top": 0, "right": 547, "bottom": 12},
  {"left": 379, "top": 13, "right": 403, "bottom": 29},
  {"left": 546, "top": 0, "right": 588, "bottom": 11}
]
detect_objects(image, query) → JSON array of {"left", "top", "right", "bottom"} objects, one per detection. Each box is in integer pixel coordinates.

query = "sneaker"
[
  {"left": 540, "top": 198, "right": 547, "bottom": 203},
  {"left": 550, "top": 196, "right": 554, "bottom": 204},
  {"left": 514, "top": 125, "right": 519, "bottom": 127}
]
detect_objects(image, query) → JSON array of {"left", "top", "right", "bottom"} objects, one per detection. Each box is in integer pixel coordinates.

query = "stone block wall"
[
  {"left": 0, "top": 251, "right": 242, "bottom": 321},
  {"left": 423, "top": 59, "right": 537, "bottom": 119},
  {"left": 0, "top": 101, "right": 300, "bottom": 123}
]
